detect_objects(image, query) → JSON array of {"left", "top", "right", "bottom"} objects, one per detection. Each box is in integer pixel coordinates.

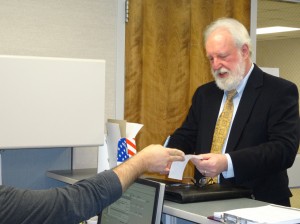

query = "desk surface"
[{"left": 47, "top": 169, "right": 268, "bottom": 224}]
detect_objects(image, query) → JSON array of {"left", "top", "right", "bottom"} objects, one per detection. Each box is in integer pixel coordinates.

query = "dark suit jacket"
[{"left": 168, "top": 64, "right": 299, "bottom": 204}]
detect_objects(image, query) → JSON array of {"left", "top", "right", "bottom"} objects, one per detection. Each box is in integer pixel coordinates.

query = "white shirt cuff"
[{"left": 222, "top": 153, "right": 234, "bottom": 178}]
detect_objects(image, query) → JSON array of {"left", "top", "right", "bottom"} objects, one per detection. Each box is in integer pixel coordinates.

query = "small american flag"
[{"left": 117, "top": 138, "right": 137, "bottom": 164}]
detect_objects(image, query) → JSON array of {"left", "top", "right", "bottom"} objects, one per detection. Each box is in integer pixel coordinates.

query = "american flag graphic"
[{"left": 117, "top": 138, "right": 137, "bottom": 164}]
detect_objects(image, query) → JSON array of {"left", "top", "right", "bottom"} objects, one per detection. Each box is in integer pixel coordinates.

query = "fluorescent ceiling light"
[
  {"left": 256, "top": 26, "right": 300, "bottom": 35},
  {"left": 280, "top": 0, "right": 300, "bottom": 3}
]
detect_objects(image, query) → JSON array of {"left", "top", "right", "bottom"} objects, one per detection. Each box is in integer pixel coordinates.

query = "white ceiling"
[{"left": 257, "top": 0, "right": 300, "bottom": 40}]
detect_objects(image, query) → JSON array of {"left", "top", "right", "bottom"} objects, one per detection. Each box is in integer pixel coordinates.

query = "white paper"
[
  {"left": 126, "top": 122, "right": 143, "bottom": 138},
  {"left": 261, "top": 67, "right": 280, "bottom": 77},
  {"left": 163, "top": 136, "right": 170, "bottom": 147},
  {"left": 218, "top": 205, "right": 300, "bottom": 224},
  {"left": 106, "top": 123, "right": 121, "bottom": 168},
  {"left": 97, "top": 136, "right": 110, "bottom": 173},
  {"left": 168, "top": 154, "right": 202, "bottom": 180}
]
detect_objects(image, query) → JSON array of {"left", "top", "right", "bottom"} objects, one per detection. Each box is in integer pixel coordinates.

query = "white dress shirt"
[{"left": 221, "top": 63, "right": 254, "bottom": 178}]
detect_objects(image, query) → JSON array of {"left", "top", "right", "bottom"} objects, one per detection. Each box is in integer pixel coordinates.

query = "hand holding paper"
[{"left": 168, "top": 154, "right": 203, "bottom": 180}]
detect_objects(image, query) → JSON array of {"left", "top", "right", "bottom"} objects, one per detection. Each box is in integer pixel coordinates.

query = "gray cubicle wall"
[{"left": 0, "top": 0, "right": 125, "bottom": 188}]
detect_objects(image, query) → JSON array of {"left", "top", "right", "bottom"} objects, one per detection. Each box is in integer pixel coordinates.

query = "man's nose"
[{"left": 212, "top": 59, "right": 222, "bottom": 71}]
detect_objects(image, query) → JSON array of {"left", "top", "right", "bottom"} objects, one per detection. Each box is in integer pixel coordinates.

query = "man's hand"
[
  {"left": 137, "top": 144, "right": 185, "bottom": 174},
  {"left": 114, "top": 144, "right": 185, "bottom": 192},
  {"left": 190, "top": 153, "right": 227, "bottom": 177}
]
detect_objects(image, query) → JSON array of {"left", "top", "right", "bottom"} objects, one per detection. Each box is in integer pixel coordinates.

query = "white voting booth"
[
  {"left": 0, "top": 55, "right": 105, "bottom": 149},
  {"left": 0, "top": 55, "right": 106, "bottom": 183}
]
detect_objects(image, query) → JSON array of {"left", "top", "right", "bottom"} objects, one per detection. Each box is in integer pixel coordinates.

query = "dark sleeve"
[
  {"left": 0, "top": 170, "right": 122, "bottom": 224},
  {"left": 167, "top": 87, "right": 203, "bottom": 154}
]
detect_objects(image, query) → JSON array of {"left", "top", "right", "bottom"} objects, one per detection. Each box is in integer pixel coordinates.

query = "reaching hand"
[
  {"left": 113, "top": 144, "right": 184, "bottom": 192},
  {"left": 137, "top": 144, "right": 185, "bottom": 174}
]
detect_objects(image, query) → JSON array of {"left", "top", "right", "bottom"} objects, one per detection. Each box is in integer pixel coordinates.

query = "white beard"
[{"left": 212, "top": 55, "right": 246, "bottom": 91}]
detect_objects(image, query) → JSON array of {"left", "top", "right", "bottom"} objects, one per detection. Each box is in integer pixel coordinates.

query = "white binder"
[{"left": 215, "top": 204, "right": 300, "bottom": 224}]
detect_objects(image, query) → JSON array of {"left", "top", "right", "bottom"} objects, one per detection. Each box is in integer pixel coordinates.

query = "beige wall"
[
  {"left": 0, "top": 0, "right": 120, "bottom": 121},
  {"left": 256, "top": 37, "right": 300, "bottom": 154},
  {"left": 0, "top": 0, "right": 124, "bottom": 170},
  {"left": 256, "top": 38, "right": 300, "bottom": 93}
]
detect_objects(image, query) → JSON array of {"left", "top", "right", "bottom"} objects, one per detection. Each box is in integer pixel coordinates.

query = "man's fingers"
[{"left": 167, "top": 148, "right": 185, "bottom": 157}]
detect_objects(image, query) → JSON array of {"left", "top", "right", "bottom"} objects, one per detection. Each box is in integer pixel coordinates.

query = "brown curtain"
[{"left": 125, "top": 0, "right": 250, "bottom": 179}]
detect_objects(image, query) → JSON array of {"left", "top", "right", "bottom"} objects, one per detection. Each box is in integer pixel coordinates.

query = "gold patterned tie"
[{"left": 210, "top": 90, "right": 237, "bottom": 182}]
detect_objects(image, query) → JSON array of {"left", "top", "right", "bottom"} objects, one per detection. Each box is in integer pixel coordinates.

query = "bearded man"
[{"left": 166, "top": 17, "right": 299, "bottom": 207}]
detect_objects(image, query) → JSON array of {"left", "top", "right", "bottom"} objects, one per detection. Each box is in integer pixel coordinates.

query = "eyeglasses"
[
  {"left": 191, "top": 177, "right": 216, "bottom": 188},
  {"left": 175, "top": 177, "right": 216, "bottom": 188}
]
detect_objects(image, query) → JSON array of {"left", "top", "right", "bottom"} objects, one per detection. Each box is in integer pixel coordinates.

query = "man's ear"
[{"left": 241, "top": 44, "right": 250, "bottom": 58}]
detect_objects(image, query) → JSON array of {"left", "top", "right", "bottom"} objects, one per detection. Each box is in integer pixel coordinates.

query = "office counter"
[
  {"left": 47, "top": 168, "right": 97, "bottom": 185},
  {"left": 47, "top": 169, "right": 268, "bottom": 224}
]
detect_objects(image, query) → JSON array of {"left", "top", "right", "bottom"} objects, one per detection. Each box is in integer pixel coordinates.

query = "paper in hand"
[{"left": 168, "top": 154, "right": 203, "bottom": 180}]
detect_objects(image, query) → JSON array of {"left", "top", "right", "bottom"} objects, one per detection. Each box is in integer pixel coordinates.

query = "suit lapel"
[{"left": 226, "top": 64, "right": 264, "bottom": 152}]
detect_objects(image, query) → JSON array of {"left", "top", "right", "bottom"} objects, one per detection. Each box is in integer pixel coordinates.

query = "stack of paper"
[{"left": 214, "top": 204, "right": 300, "bottom": 224}]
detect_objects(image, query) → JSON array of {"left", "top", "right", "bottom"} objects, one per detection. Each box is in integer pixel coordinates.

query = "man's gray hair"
[{"left": 204, "top": 17, "right": 252, "bottom": 56}]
